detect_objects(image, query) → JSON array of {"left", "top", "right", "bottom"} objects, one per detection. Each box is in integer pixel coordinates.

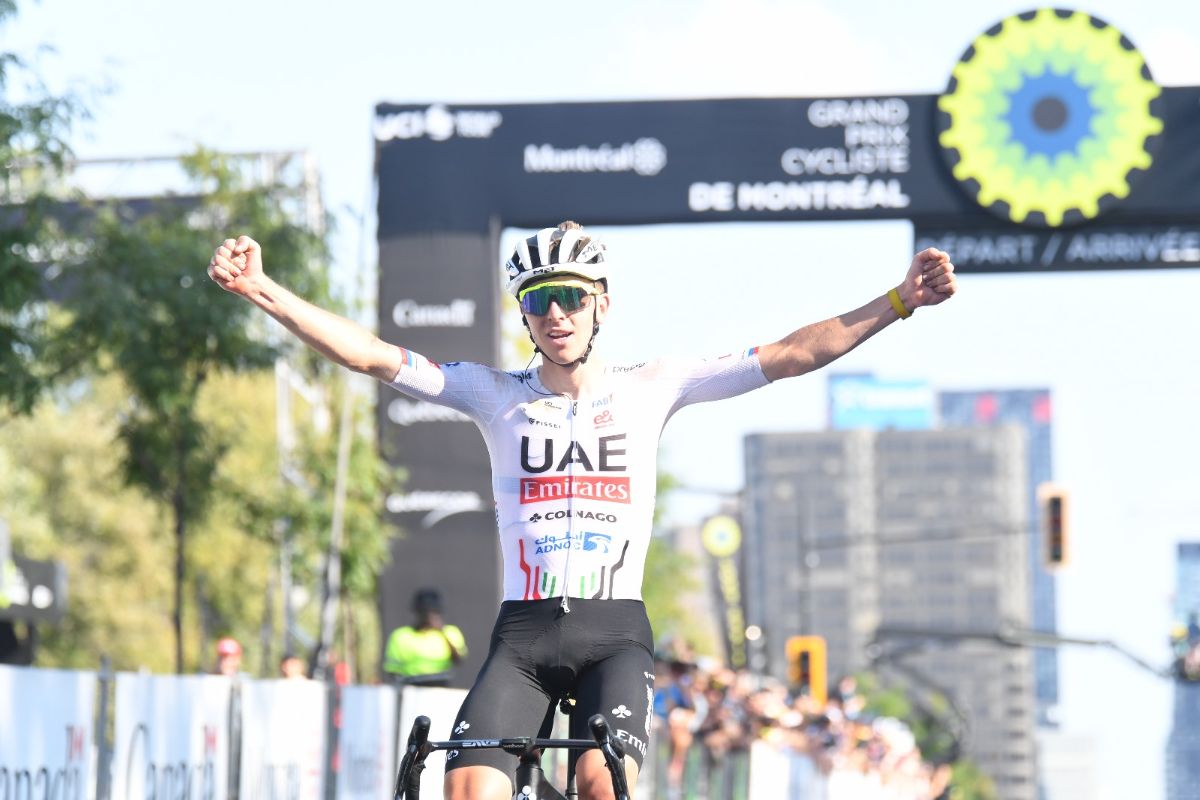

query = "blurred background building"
[
  {"left": 742, "top": 421, "right": 1038, "bottom": 798},
  {"left": 1166, "top": 541, "right": 1200, "bottom": 798},
  {"left": 939, "top": 388, "right": 1060, "bottom": 729}
]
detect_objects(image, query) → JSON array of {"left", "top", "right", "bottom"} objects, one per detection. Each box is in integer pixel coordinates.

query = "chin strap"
[{"left": 523, "top": 307, "right": 601, "bottom": 368}]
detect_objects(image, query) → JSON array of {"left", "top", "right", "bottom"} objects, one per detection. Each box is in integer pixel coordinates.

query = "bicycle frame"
[{"left": 393, "top": 713, "right": 630, "bottom": 800}]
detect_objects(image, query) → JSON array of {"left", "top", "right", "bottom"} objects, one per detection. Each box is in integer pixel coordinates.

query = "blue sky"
[{"left": 9, "top": 1, "right": 1200, "bottom": 797}]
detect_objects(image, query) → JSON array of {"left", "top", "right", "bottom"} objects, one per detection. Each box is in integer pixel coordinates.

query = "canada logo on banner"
[
  {"left": 0, "top": 666, "right": 96, "bottom": 800},
  {"left": 112, "top": 673, "right": 232, "bottom": 800}
]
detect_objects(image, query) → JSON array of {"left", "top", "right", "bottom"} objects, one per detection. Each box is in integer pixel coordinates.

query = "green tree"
[
  {"left": 0, "top": 375, "right": 176, "bottom": 672},
  {"left": 855, "top": 671, "right": 998, "bottom": 800},
  {"left": 52, "top": 151, "right": 328, "bottom": 671},
  {"left": 0, "top": 0, "right": 83, "bottom": 414}
]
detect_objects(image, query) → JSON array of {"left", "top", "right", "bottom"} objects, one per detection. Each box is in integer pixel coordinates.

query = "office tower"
[
  {"left": 939, "top": 389, "right": 1059, "bottom": 728},
  {"left": 743, "top": 426, "right": 1038, "bottom": 799}
]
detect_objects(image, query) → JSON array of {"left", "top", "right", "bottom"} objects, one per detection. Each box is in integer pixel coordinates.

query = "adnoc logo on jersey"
[
  {"left": 393, "top": 299, "right": 476, "bottom": 328},
  {"left": 524, "top": 138, "right": 667, "bottom": 176},
  {"left": 374, "top": 104, "right": 503, "bottom": 142},
  {"left": 520, "top": 476, "right": 631, "bottom": 504}
]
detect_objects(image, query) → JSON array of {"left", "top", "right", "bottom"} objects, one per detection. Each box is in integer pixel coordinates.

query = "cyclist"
[{"left": 206, "top": 222, "right": 956, "bottom": 799}]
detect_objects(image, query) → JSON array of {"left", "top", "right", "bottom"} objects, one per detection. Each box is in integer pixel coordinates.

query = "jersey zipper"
[{"left": 560, "top": 397, "right": 577, "bottom": 613}]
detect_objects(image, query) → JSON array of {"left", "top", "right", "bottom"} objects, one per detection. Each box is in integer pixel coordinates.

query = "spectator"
[
  {"left": 213, "top": 637, "right": 242, "bottom": 677},
  {"left": 383, "top": 588, "right": 466, "bottom": 686},
  {"left": 280, "top": 651, "right": 307, "bottom": 680}
]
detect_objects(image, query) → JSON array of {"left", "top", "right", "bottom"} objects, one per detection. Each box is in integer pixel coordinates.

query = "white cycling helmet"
[{"left": 504, "top": 223, "right": 608, "bottom": 297}]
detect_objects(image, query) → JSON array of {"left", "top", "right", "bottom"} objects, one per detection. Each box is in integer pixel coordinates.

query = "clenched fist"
[{"left": 207, "top": 235, "right": 263, "bottom": 296}]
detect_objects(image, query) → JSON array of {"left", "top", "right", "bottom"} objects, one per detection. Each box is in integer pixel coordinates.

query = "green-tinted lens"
[{"left": 519, "top": 284, "right": 590, "bottom": 315}]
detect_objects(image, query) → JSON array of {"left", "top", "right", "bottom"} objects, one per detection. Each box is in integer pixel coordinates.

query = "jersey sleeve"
[
  {"left": 384, "top": 351, "right": 516, "bottom": 423},
  {"left": 663, "top": 347, "right": 770, "bottom": 416}
]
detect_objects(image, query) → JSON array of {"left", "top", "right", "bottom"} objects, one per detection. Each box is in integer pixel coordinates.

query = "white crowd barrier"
[
  {"left": 335, "top": 686, "right": 396, "bottom": 800},
  {"left": 4, "top": 665, "right": 919, "bottom": 800},
  {"left": 0, "top": 665, "right": 97, "bottom": 800},
  {"left": 112, "top": 673, "right": 233, "bottom": 800},
  {"left": 239, "top": 680, "right": 327, "bottom": 800},
  {"left": 0, "top": 667, "right": 477, "bottom": 800},
  {"left": 393, "top": 685, "right": 468, "bottom": 796}
]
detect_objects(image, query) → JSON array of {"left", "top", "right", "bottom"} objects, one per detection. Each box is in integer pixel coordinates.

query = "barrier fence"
[{"left": 0, "top": 664, "right": 929, "bottom": 800}]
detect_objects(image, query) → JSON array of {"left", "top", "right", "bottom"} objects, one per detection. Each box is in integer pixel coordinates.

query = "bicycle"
[{"left": 393, "top": 712, "right": 631, "bottom": 800}]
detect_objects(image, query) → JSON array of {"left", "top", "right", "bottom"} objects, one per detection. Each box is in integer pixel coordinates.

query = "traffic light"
[
  {"left": 785, "top": 635, "right": 827, "bottom": 704},
  {"left": 1039, "top": 484, "right": 1069, "bottom": 568}
]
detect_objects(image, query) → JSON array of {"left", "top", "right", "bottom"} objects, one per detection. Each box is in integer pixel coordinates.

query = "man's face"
[
  {"left": 520, "top": 278, "right": 609, "bottom": 364},
  {"left": 217, "top": 653, "right": 241, "bottom": 676}
]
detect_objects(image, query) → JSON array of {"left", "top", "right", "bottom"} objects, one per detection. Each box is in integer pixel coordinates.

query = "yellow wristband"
[{"left": 888, "top": 287, "right": 912, "bottom": 320}]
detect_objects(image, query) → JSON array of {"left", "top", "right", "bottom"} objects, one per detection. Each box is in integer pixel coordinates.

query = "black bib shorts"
[{"left": 443, "top": 597, "right": 656, "bottom": 782}]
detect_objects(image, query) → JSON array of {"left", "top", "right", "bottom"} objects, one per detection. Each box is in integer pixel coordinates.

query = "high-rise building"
[
  {"left": 1166, "top": 542, "right": 1200, "bottom": 798},
  {"left": 743, "top": 426, "right": 1038, "bottom": 799},
  {"left": 938, "top": 389, "right": 1059, "bottom": 728}
]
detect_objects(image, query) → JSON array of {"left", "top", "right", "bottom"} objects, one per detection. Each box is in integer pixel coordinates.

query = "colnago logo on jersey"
[{"left": 529, "top": 509, "right": 619, "bottom": 524}]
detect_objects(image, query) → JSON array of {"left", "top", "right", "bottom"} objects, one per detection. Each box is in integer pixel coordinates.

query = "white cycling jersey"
[{"left": 386, "top": 346, "right": 769, "bottom": 604}]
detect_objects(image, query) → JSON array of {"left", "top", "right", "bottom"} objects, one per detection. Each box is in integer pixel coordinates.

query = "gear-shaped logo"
[{"left": 937, "top": 8, "right": 1163, "bottom": 227}]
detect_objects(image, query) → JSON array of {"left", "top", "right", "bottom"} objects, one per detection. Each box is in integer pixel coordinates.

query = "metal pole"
[
  {"left": 312, "top": 376, "right": 353, "bottom": 680},
  {"left": 95, "top": 655, "right": 113, "bottom": 800},
  {"left": 276, "top": 359, "right": 297, "bottom": 657}
]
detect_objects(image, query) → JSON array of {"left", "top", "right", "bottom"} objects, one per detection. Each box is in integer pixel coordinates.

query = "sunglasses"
[{"left": 517, "top": 280, "right": 602, "bottom": 316}]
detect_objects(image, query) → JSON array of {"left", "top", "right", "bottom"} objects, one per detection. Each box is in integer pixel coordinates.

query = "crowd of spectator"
[
  {"left": 1170, "top": 611, "right": 1200, "bottom": 681},
  {"left": 651, "top": 639, "right": 952, "bottom": 800}
]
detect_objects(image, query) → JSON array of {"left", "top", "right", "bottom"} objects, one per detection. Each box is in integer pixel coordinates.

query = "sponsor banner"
[
  {"left": 701, "top": 516, "right": 748, "bottom": 669},
  {"left": 915, "top": 220, "right": 1200, "bottom": 273},
  {"left": 827, "top": 374, "right": 935, "bottom": 430},
  {"left": 395, "top": 686, "right": 468, "bottom": 798},
  {"left": 336, "top": 686, "right": 397, "bottom": 800},
  {"left": 0, "top": 666, "right": 95, "bottom": 800},
  {"left": 376, "top": 88, "right": 1200, "bottom": 235},
  {"left": 375, "top": 96, "right": 944, "bottom": 234},
  {"left": 375, "top": 232, "right": 500, "bottom": 688},
  {"left": 384, "top": 490, "right": 485, "bottom": 529},
  {"left": 112, "top": 673, "right": 231, "bottom": 800},
  {"left": 239, "top": 680, "right": 327, "bottom": 800}
]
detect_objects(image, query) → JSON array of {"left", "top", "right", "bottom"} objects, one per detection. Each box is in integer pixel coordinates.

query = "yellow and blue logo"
[{"left": 938, "top": 9, "right": 1163, "bottom": 227}]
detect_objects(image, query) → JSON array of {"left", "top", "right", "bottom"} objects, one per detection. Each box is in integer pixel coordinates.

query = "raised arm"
[
  {"left": 207, "top": 235, "right": 404, "bottom": 382},
  {"left": 757, "top": 247, "right": 957, "bottom": 382}
]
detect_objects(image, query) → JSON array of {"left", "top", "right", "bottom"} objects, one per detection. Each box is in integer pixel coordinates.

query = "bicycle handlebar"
[
  {"left": 393, "top": 714, "right": 629, "bottom": 800},
  {"left": 392, "top": 715, "right": 432, "bottom": 800},
  {"left": 588, "top": 714, "right": 629, "bottom": 800}
]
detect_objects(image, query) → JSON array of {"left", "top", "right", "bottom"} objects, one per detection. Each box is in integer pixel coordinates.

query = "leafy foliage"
[
  {"left": 31, "top": 151, "right": 330, "bottom": 671},
  {"left": 0, "top": 1, "right": 83, "bottom": 415}
]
